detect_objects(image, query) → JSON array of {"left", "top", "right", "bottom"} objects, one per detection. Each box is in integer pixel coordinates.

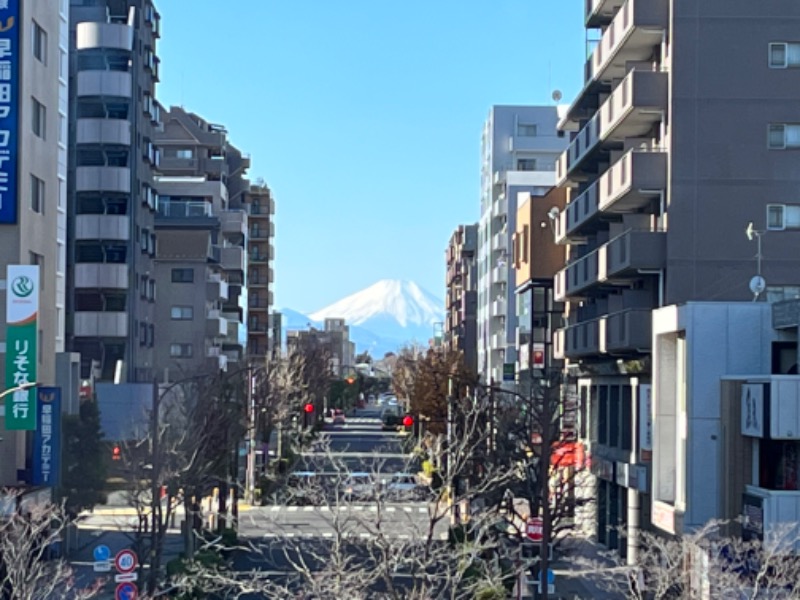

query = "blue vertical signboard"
[
  {"left": 0, "top": 0, "right": 18, "bottom": 224},
  {"left": 32, "top": 387, "right": 61, "bottom": 486}
]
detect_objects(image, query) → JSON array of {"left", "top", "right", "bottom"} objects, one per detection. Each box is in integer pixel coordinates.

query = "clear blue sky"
[{"left": 156, "top": 1, "right": 586, "bottom": 313}]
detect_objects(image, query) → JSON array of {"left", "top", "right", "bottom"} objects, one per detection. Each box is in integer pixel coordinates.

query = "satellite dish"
[
  {"left": 552, "top": 90, "right": 563, "bottom": 103},
  {"left": 749, "top": 275, "right": 766, "bottom": 297},
  {"left": 547, "top": 206, "right": 560, "bottom": 221}
]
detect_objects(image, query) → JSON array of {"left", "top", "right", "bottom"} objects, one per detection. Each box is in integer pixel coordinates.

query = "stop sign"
[{"left": 526, "top": 517, "right": 544, "bottom": 542}]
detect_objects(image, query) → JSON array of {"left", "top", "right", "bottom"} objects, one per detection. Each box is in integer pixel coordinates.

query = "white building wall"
[
  {"left": 652, "top": 302, "right": 775, "bottom": 533},
  {"left": 476, "top": 105, "right": 566, "bottom": 384}
]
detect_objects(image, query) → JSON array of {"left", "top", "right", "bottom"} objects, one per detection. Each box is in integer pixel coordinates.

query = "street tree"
[
  {"left": 572, "top": 521, "right": 800, "bottom": 599},
  {"left": 60, "top": 396, "right": 107, "bottom": 517},
  {"left": 169, "top": 399, "right": 537, "bottom": 599},
  {"left": 0, "top": 490, "right": 102, "bottom": 599}
]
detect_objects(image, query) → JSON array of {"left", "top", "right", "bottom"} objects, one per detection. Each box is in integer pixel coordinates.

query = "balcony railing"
[
  {"left": 587, "top": 0, "right": 668, "bottom": 85},
  {"left": 605, "top": 308, "right": 652, "bottom": 353},
  {"left": 158, "top": 199, "right": 212, "bottom": 218},
  {"left": 585, "top": 0, "right": 625, "bottom": 27}
]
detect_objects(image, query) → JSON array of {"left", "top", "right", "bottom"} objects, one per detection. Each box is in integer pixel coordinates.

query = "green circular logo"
[{"left": 11, "top": 276, "right": 34, "bottom": 298}]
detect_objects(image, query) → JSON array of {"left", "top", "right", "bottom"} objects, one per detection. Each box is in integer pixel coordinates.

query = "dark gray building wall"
[{"left": 666, "top": 2, "right": 800, "bottom": 304}]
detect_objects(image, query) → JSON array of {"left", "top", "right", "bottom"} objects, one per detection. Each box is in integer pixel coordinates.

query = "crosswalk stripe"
[
  {"left": 303, "top": 506, "right": 313, "bottom": 512},
  {"left": 323, "top": 532, "right": 333, "bottom": 537},
  {"left": 386, "top": 507, "right": 396, "bottom": 512},
  {"left": 287, "top": 506, "right": 298, "bottom": 512},
  {"left": 270, "top": 506, "right": 280, "bottom": 512},
  {"left": 403, "top": 507, "right": 412, "bottom": 513}
]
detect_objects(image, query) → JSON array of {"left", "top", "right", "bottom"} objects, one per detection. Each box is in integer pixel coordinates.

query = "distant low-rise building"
[{"left": 287, "top": 318, "right": 355, "bottom": 373}]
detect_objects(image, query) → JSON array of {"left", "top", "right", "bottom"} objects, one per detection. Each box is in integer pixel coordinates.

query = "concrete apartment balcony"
[
  {"left": 206, "top": 309, "right": 228, "bottom": 338},
  {"left": 556, "top": 70, "right": 666, "bottom": 187},
  {"left": 206, "top": 273, "right": 229, "bottom": 301},
  {"left": 562, "top": 318, "right": 602, "bottom": 358},
  {"left": 158, "top": 156, "right": 198, "bottom": 173},
  {"left": 249, "top": 227, "right": 269, "bottom": 240},
  {"left": 585, "top": 0, "right": 625, "bottom": 27},
  {"left": 605, "top": 229, "right": 666, "bottom": 281},
  {"left": 220, "top": 210, "right": 247, "bottom": 238},
  {"left": 74, "top": 263, "right": 129, "bottom": 289},
  {"left": 75, "top": 215, "right": 130, "bottom": 241},
  {"left": 76, "top": 118, "right": 131, "bottom": 146},
  {"left": 73, "top": 311, "right": 128, "bottom": 338},
  {"left": 75, "top": 166, "right": 131, "bottom": 194},
  {"left": 491, "top": 298, "right": 506, "bottom": 318},
  {"left": 249, "top": 276, "right": 268, "bottom": 288},
  {"left": 555, "top": 183, "right": 599, "bottom": 245},
  {"left": 508, "top": 134, "right": 567, "bottom": 153},
  {"left": 224, "top": 320, "right": 246, "bottom": 349},
  {"left": 267, "top": 290, "right": 274, "bottom": 306},
  {"left": 598, "top": 70, "right": 667, "bottom": 142},
  {"left": 491, "top": 331, "right": 506, "bottom": 349},
  {"left": 555, "top": 250, "right": 601, "bottom": 301},
  {"left": 249, "top": 296, "right": 269, "bottom": 311},
  {"left": 76, "top": 22, "right": 134, "bottom": 51},
  {"left": 76, "top": 70, "right": 132, "bottom": 98},
  {"left": 249, "top": 252, "right": 269, "bottom": 264},
  {"left": 492, "top": 196, "right": 508, "bottom": 219},
  {"left": 744, "top": 486, "right": 800, "bottom": 552},
  {"left": 604, "top": 308, "right": 652, "bottom": 354},
  {"left": 599, "top": 149, "right": 667, "bottom": 213},
  {"left": 492, "top": 265, "right": 508, "bottom": 284},
  {"left": 556, "top": 113, "right": 600, "bottom": 187},
  {"left": 219, "top": 246, "right": 245, "bottom": 273},
  {"left": 588, "top": 0, "right": 667, "bottom": 86},
  {"left": 738, "top": 378, "right": 800, "bottom": 440},
  {"left": 491, "top": 231, "right": 507, "bottom": 252}
]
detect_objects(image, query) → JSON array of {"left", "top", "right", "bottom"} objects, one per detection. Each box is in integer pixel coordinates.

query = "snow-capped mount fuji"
[{"left": 305, "top": 279, "right": 444, "bottom": 352}]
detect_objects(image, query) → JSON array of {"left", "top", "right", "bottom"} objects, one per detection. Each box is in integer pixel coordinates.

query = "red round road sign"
[
  {"left": 115, "top": 549, "right": 137, "bottom": 574},
  {"left": 526, "top": 517, "right": 544, "bottom": 542}
]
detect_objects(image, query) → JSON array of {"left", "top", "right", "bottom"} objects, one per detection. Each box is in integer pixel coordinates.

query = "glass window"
[
  {"left": 32, "top": 20, "right": 47, "bottom": 64},
  {"left": 170, "top": 343, "right": 193, "bottom": 358},
  {"left": 516, "top": 158, "right": 537, "bottom": 171},
  {"left": 30, "top": 174, "right": 45, "bottom": 213},
  {"left": 517, "top": 123, "right": 538, "bottom": 137},
  {"left": 170, "top": 306, "right": 193, "bottom": 320},
  {"left": 32, "top": 97, "right": 46, "bottom": 139},
  {"left": 171, "top": 268, "right": 194, "bottom": 283}
]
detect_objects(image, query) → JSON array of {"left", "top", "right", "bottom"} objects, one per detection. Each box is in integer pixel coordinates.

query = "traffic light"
[
  {"left": 402, "top": 415, "right": 414, "bottom": 431},
  {"left": 303, "top": 403, "right": 314, "bottom": 428},
  {"left": 345, "top": 376, "right": 355, "bottom": 384},
  {"left": 112, "top": 445, "right": 121, "bottom": 461}
]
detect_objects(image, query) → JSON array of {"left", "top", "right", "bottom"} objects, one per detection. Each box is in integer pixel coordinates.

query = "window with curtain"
[
  {"left": 768, "top": 124, "right": 800, "bottom": 149},
  {"left": 770, "top": 42, "right": 800, "bottom": 68}
]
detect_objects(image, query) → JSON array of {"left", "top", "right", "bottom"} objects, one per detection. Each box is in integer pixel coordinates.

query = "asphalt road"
[{"left": 68, "top": 403, "right": 441, "bottom": 597}]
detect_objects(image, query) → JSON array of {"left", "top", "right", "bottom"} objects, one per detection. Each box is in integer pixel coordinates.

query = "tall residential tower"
[{"left": 477, "top": 106, "right": 567, "bottom": 384}]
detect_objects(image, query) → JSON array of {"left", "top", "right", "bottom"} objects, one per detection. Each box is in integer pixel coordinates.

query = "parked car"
[
  {"left": 332, "top": 409, "right": 346, "bottom": 425},
  {"left": 285, "top": 471, "right": 319, "bottom": 505},
  {"left": 381, "top": 408, "right": 401, "bottom": 431}
]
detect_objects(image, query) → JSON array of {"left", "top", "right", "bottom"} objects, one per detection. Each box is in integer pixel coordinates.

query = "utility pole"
[
  {"left": 148, "top": 379, "right": 160, "bottom": 595},
  {"left": 245, "top": 364, "right": 256, "bottom": 505}
]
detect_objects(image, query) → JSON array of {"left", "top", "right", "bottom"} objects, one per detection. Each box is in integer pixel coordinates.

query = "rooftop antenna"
[{"left": 746, "top": 221, "right": 767, "bottom": 301}]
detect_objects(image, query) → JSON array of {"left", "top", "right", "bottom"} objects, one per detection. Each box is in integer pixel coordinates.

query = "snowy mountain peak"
[{"left": 309, "top": 279, "right": 443, "bottom": 329}]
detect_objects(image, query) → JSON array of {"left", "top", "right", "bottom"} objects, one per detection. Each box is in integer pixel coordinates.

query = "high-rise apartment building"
[
  {"left": 553, "top": 0, "right": 800, "bottom": 559},
  {"left": 67, "top": 0, "right": 161, "bottom": 382},
  {"left": 0, "top": 0, "right": 70, "bottom": 486},
  {"left": 246, "top": 183, "right": 275, "bottom": 360},
  {"left": 445, "top": 224, "right": 478, "bottom": 375},
  {"left": 477, "top": 106, "right": 567, "bottom": 384},
  {"left": 152, "top": 106, "right": 251, "bottom": 376}
]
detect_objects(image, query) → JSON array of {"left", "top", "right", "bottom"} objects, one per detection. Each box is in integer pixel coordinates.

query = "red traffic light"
[
  {"left": 402, "top": 415, "right": 414, "bottom": 428},
  {"left": 345, "top": 376, "right": 355, "bottom": 384},
  {"left": 303, "top": 403, "right": 314, "bottom": 414},
  {"left": 112, "top": 445, "right": 121, "bottom": 461}
]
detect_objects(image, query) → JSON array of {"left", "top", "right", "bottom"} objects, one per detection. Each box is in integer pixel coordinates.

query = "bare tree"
[
  {"left": 571, "top": 521, "right": 800, "bottom": 600},
  {"left": 168, "top": 401, "right": 536, "bottom": 599},
  {"left": 0, "top": 489, "right": 103, "bottom": 599}
]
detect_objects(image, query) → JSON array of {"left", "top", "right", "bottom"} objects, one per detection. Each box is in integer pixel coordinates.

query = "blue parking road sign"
[
  {"left": 93, "top": 545, "right": 110, "bottom": 562},
  {"left": 115, "top": 582, "right": 137, "bottom": 600}
]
